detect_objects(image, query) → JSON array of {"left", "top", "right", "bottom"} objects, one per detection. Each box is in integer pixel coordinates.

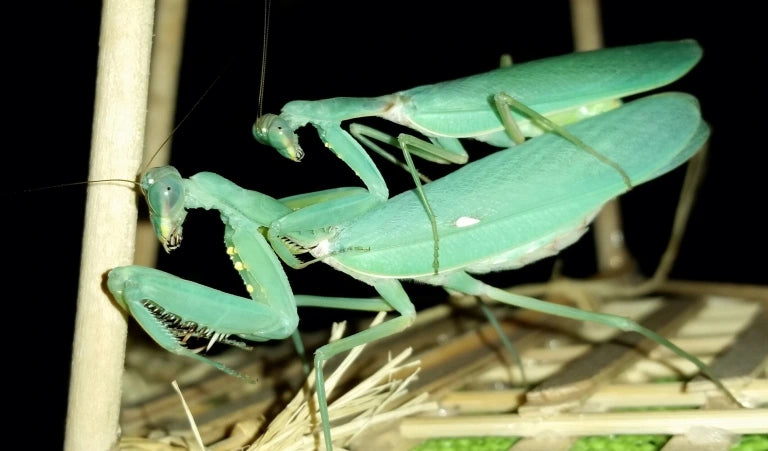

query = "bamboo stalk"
[
  {"left": 570, "top": 0, "right": 634, "bottom": 275},
  {"left": 64, "top": 1, "right": 155, "bottom": 449},
  {"left": 440, "top": 379, "right": 768, "bottom": 414},
  {"left": 570, "top": 0, "right": 604, "bottom": 50},
  {"left": 401, "top": 409, "right": 768, "bottom": 438}
]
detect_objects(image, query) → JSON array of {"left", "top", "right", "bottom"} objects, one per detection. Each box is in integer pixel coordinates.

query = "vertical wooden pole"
[
  {"left": 570, "top": 0, "right": 633, "bottom": 275},
  {"left": 64, "top": 1, "right": 155, "bottom": 449}
]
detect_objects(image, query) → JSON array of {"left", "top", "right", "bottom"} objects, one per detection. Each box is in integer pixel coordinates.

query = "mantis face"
[
  {"left": 252, "top": 113, "right": 304, "bottom": 161},
  {"left": 141, "top": 166, "right": 188, "bottom": 253}
]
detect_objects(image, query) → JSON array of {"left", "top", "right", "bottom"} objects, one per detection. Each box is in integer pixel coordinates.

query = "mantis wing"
[
  {"left": 403, "top": 40, "right": 701, "bottom": 138},
  {"left": 326, "top": 93, "right": 707, "bottom": 277}
]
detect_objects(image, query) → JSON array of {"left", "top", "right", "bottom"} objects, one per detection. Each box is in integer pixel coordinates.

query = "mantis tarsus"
[
  {"left": 253, "top": 40, "right": 702, "bottom": 273},
  {"left": 107, "top": 93, "right": 741, "bottom": 450}
]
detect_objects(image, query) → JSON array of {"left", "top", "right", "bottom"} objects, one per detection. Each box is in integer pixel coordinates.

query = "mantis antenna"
[{"left": 257, "top": 0, "right": 271, "bottom": 118}]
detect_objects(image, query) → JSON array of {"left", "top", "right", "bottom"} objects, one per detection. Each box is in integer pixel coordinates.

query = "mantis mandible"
[
  {"left": 253, "top": 40, "right": 702, "bottom": 274},
  {"left": 107, "top": 92, "right": 739, "bottom": 450}
]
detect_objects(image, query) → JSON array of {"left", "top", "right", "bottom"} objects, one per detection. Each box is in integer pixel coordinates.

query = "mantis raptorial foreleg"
[{"left": 113, "top": 168, "right": 388, "bottom": 378}]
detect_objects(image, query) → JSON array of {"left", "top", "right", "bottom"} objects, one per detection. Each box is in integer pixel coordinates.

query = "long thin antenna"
[
  {"left": 141, "top": 76, "right": 222, "bottom": 174},
  {"left": 18, "top": 178, "right": 139, "bottom": 195},
  {"left": 257, "top": 0, "right": 271, "bottom": 117}
]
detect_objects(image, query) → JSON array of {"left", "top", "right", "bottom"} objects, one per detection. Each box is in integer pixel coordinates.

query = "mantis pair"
[{"left": 106, "top": 44, "right": 742, "bottom": 450}]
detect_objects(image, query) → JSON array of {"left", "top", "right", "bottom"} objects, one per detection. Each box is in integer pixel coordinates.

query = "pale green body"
[
  {"left": 109, "top": 93, "right": 736, "bottom": 450},
  {"left": 253, "top": 41, "right": 703, "bottom": 273}
]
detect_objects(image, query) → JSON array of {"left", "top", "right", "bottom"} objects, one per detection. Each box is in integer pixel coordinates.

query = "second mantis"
[{"left": 253, "top": 40, "right": 702, "bottom": 273}]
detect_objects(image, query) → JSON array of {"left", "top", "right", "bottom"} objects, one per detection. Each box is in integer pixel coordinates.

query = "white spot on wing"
[{"left": 455, "top": 216, "right": 480, "bottom": 228}]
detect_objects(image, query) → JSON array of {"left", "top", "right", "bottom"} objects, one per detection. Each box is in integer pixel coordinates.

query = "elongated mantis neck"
[
  {"left": 183, "top": 171, "right": 291, "bottom": 226},
  {"left": 280, "top": 95, "right": 397, "bottom": 129}
]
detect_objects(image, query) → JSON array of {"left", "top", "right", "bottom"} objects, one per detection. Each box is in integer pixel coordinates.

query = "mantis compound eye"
[
  {"left": 141, "top": 166, "right": 188, "bottom": 252},
  {"left": 252, "top": 114, "right": 304, "bottom": 161}
]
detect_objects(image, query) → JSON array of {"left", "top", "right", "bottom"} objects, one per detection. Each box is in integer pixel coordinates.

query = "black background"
[{"left": 5, "top": 1, "right": 765, "bottom": 446}]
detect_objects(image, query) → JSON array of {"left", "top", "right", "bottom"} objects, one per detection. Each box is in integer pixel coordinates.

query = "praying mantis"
[
  {"left": 10, "top": 5, "right": 764, "bottom": 450},
  {"left": 107, "top": 92, "right": 739, "bottom": 450},
  {"left": 253, "top": 40, "right": 702, "bottom": 273}
]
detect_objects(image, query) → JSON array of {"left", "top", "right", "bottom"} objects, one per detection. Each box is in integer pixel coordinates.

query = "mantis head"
[
  {"left": 252, "top": 114, "right": 305, "bottom": 162},
  {"left": 141, "top": 166, "right": 188, "bottom": 253}
]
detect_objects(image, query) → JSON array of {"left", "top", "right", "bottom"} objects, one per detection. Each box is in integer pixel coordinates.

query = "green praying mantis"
[
  {"left": 253, "top": 40, "right": 702, "bottom": 273},
  {"left": 108, "top": 92, "right": 740, "bottom": 450}
]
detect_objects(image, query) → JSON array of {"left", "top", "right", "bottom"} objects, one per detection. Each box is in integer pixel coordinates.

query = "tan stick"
[
  {"left": 64, "top": 1, "right": 155, "bottom": 449},
  {"left": 570, "top": 0, "right": 604, "bottom": 50},
  {"left": 401, "top": 409, "right": 768, "bottom": 438},
  {"left": 570, "top": 0, "right": 633, "bottom": 275}
]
